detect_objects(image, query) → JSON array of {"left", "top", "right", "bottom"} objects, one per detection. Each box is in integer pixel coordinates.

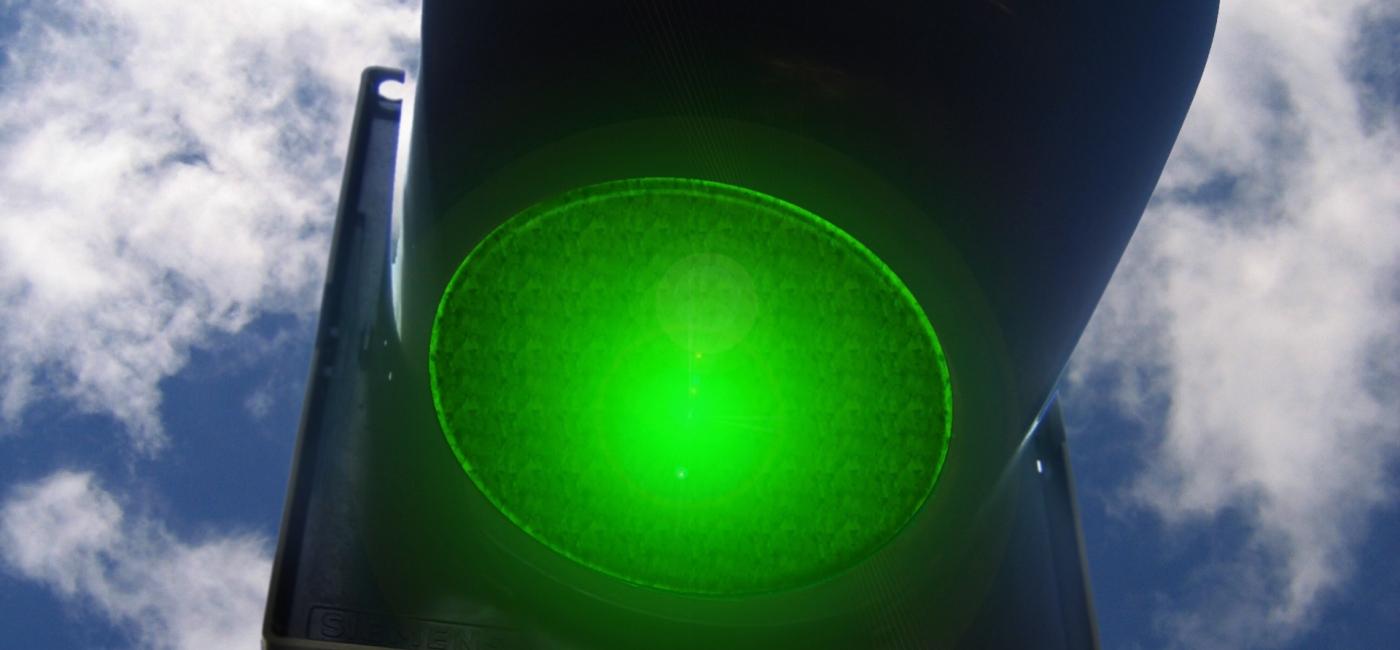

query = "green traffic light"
[{"left": 429, "top": 177, "right": 952, "bottom": 596}]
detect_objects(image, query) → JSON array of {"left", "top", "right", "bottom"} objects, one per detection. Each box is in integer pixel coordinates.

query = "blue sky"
[{"left": 1, "top": 1, "right": 1397, "bottom": 649}]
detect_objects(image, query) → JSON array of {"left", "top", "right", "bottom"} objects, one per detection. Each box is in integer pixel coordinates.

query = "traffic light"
[{"left": 264, "top": 2, "right": 1217, "bottom": 648}]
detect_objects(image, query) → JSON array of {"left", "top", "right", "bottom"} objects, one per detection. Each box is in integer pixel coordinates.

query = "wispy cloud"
[
  {"left": 1070, "top": 1, "right": 1400, "bottom": 647},
  {"left": 0, "top": 470, "right": 270, "bottom": 650},
  {"left": 0, "top": 0, "right": 419, "bottom": 451}
]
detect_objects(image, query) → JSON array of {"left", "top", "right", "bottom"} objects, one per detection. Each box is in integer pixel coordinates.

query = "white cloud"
[
  {"left": 1070, "top": 1, "right": 1400, "bottom": 647},
  {"left": 0, "top": 470, "right": 271, "bottom": 650},
  {"left": 0, "top": 0, "right": 420, "bottom": 451},
  {"left": 243, "top": 382, "right": 274, "bottom": 421}
]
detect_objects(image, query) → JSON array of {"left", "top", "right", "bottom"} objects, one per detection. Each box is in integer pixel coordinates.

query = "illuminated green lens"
[{"left": 430, "top": 178, "right": 951, "bottom": 595}]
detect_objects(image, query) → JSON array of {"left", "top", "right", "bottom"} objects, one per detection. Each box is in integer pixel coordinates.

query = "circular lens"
[{"left": 430, "top": 178, "right": 951, "bottom": 595}]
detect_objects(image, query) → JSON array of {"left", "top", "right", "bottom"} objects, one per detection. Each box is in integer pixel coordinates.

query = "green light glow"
[{"left": 430, "top": 178, "right": 951, "bottom": 595}]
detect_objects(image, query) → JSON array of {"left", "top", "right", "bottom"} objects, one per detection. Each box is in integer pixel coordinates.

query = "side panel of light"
[{"left": 430, "top": 178, "right": 951, "bottom": 595}]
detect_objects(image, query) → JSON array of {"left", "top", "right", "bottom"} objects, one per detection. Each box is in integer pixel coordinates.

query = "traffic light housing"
[{"left": 265, "top": 2, "right": 1217, "bottom": 648}]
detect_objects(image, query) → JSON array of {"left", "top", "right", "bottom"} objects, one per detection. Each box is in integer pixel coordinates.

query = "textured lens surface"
[{"left": 430, "top": 178, "right": 951, "bottom": 595}]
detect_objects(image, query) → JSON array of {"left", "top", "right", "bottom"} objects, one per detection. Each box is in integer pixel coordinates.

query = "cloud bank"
[
  {"left": 0, "top": 471, "right": 270, "bottom": 650},
  {"left": 0, "top": 0, "right": 419, "bottom": 451},
  {"left": 1070, "top": 1, "right": 1400, "bottom": 647}
]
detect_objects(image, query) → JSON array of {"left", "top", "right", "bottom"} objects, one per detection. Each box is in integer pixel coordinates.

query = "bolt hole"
[{"left": 377, "top": 79, "right": 405, "bottom": 102}]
